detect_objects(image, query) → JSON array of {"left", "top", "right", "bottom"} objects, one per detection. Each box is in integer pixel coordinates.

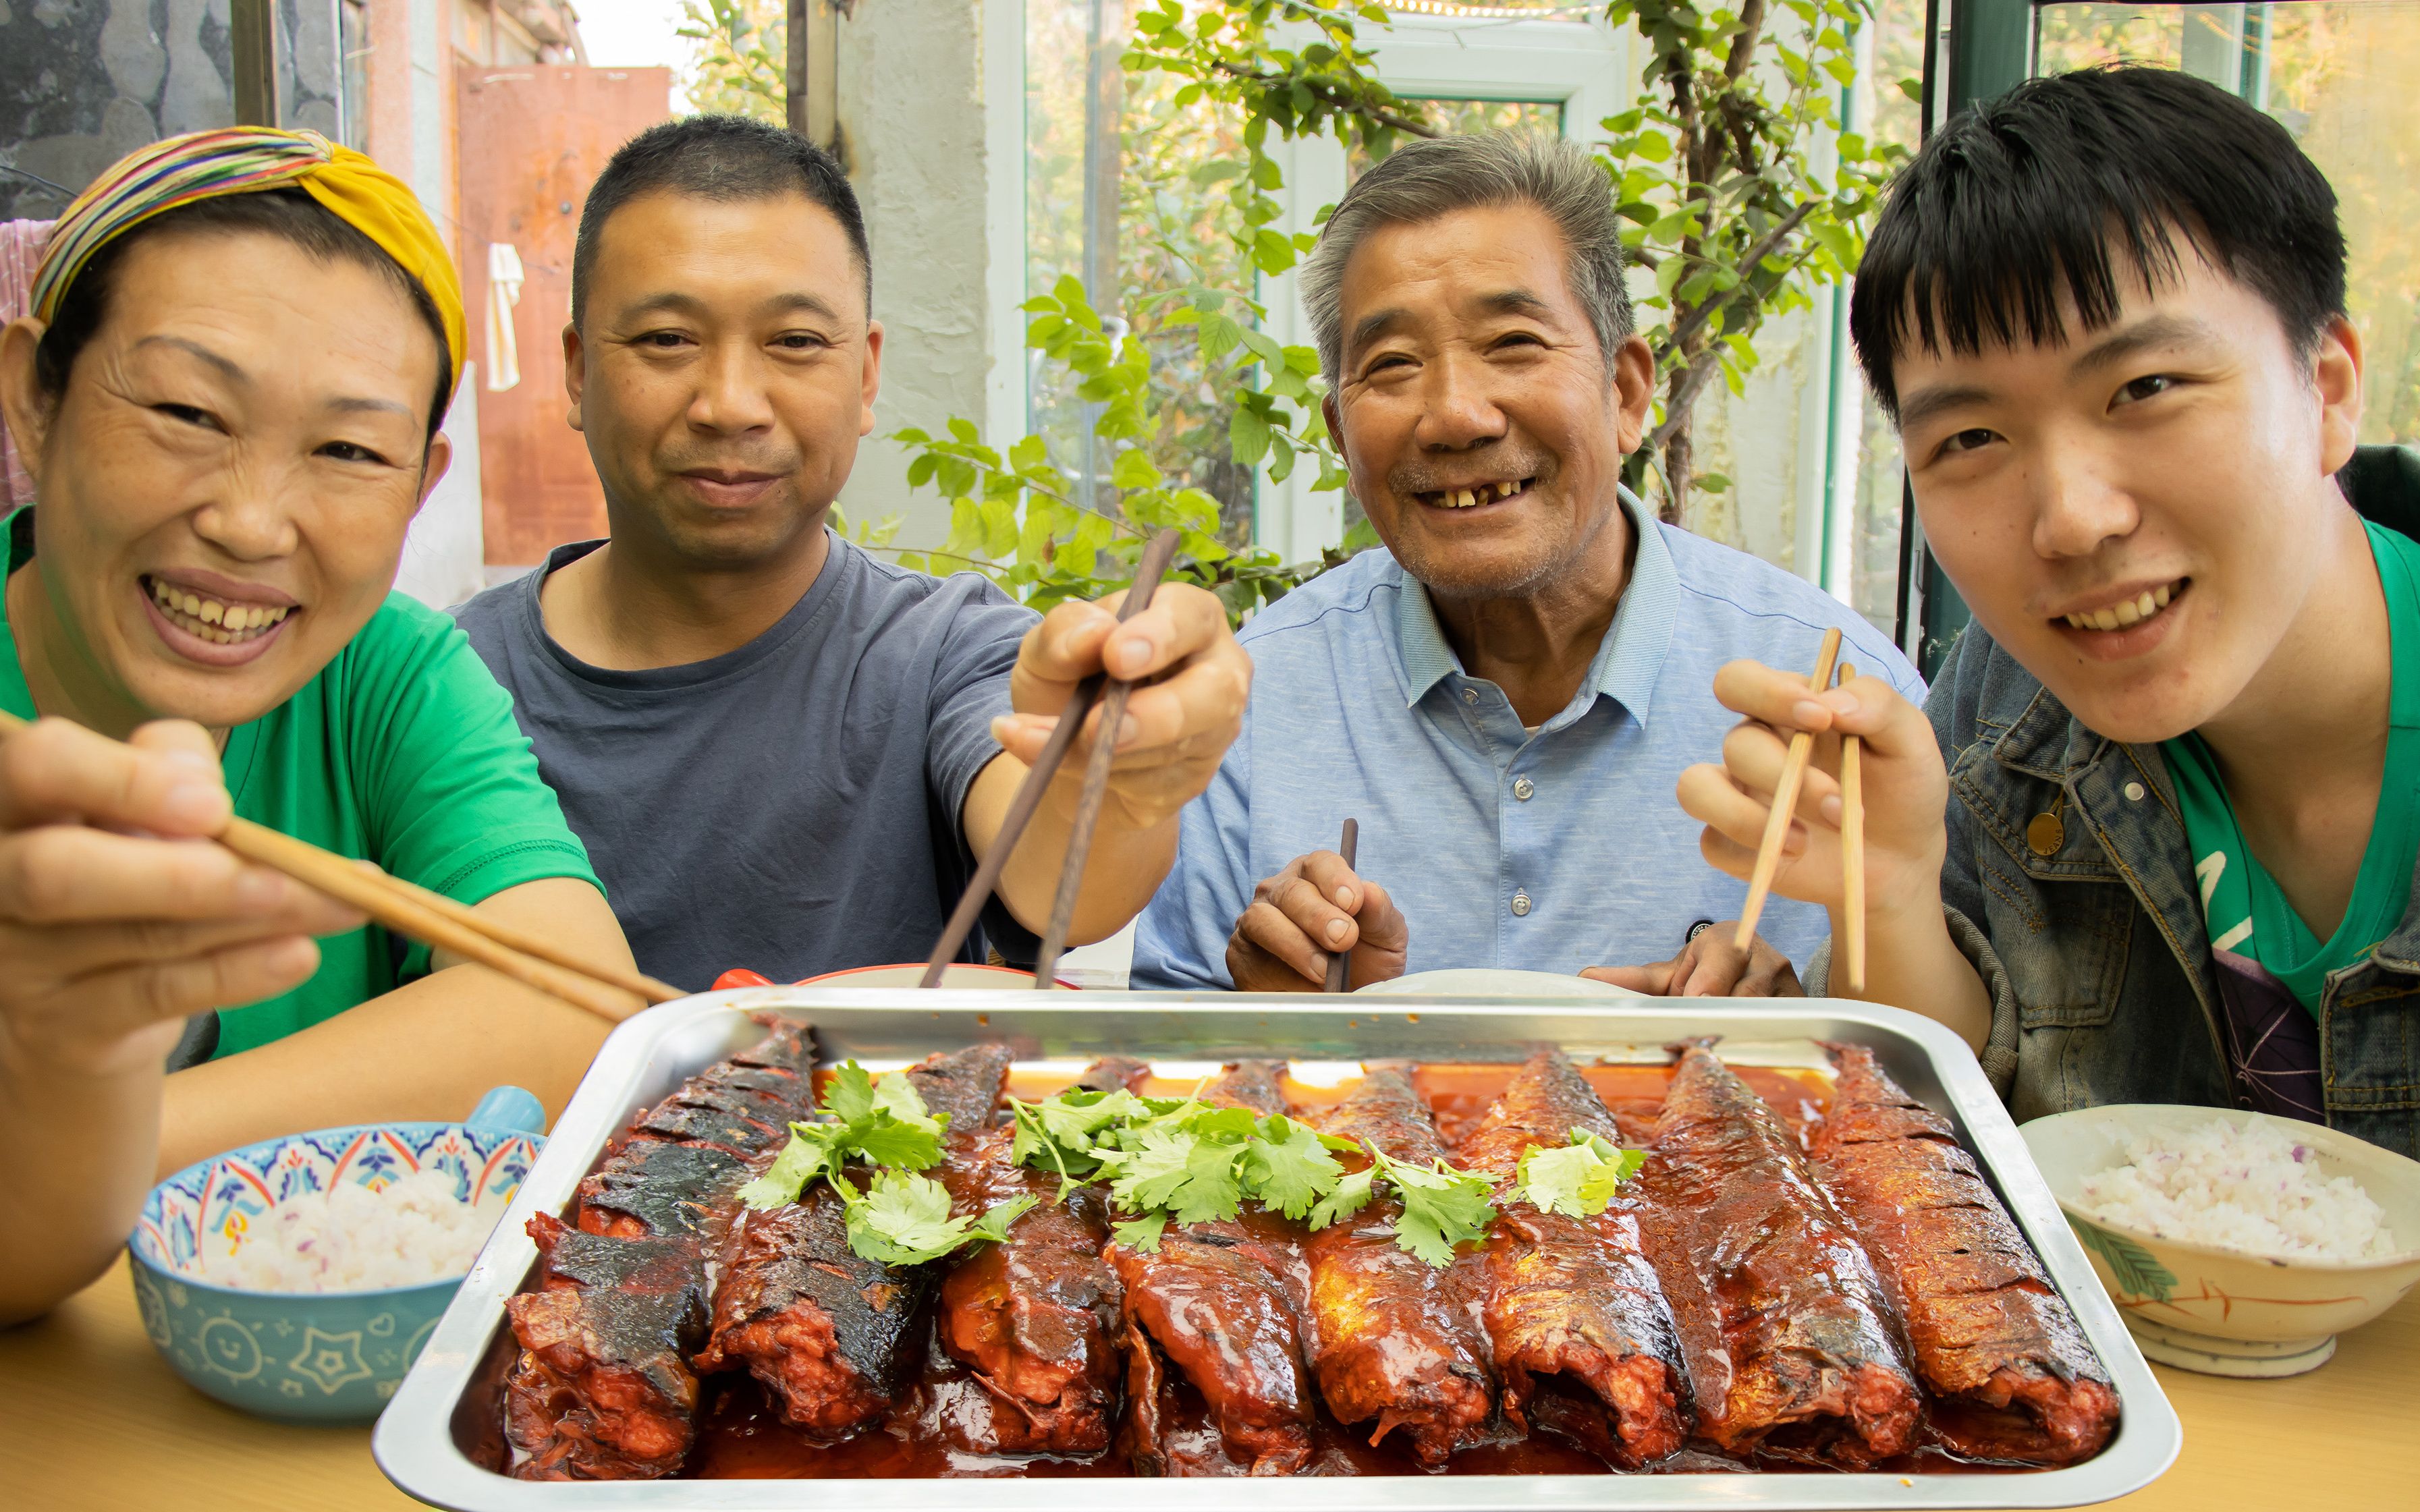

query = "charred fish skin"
[
  {"left": 503, "top": 1017, "right": 819, "bottom": 1479},
  {"left": 503, "top": 1214, "right": 709, "bottom": 1481},
  {"left": 1456, "top": 1051, "right": 1688, "bottom": 1469},
  {"left": 1304, "top": 1065, "right": 1495, "bottom": 1467},
  {"left": 1813, "top": 1044, "right": 2118, "bottom": 1466},
  {"left": 937, "top": 1057, "right": 1146, "bottom": 1456},
  {"left": 1646, "top": 1043, "right": 1921, "bottom": 1465},
  {"left": 1110, "top": 1061, "right": 1319, "bottom": 1478},
  {"left": 576, "top": 1138, "right": 749, "bottom": 1240},
  {"left": 695, "top": 1185, "right": 933, "bottom": 1436},
  {"left": 694, "top": 1042, "right": 1013, "bottom": 1440},
  {"left": 909, "top": 1041, "right": 1017, "bottom": 1146}
]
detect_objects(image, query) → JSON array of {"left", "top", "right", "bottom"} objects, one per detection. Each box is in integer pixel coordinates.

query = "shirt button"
[
  {"left": 2124, "top": 781, "right": 2146, "bottom": 802},
  {"left": 1512, "top": 777, "right": 1535, "bottom": 801},
  {"left": 1510, "top": 891, "right": 1532, "bottom": 917},
  {"left": 1461, "top": 686, "right": 1479, "bottom": 705}
]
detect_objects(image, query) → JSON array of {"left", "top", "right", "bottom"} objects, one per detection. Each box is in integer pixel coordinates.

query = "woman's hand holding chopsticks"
[
  {"left": 1675, "top": 659, "right": 1993, "bottom": 1049},
  {"left": 0, "top": 716, "right": 361, "bottom": 1077}
]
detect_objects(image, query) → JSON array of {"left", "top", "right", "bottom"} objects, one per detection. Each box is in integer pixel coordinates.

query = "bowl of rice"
[
  {"left": 128, "top": 1086, "right": 545, "bottom": 1422},
  {"left": 2020, "top": 1105, "right": 2420, "bottom": 1378}
]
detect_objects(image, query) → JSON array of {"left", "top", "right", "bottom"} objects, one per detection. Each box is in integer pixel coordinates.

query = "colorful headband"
[{"left": 30, "top": 127, "right": 466, "bottom": 394}]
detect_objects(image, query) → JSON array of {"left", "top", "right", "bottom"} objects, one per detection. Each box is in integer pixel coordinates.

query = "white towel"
[{"left": 485, "top": 242, "right": 525, "bottom": 393}]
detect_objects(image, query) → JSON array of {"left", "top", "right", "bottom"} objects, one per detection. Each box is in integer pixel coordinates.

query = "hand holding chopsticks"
[
  {"left": 1730, "top": 631, "right": 1867, "bottom": 993},
  {"left": 923, "top": 530, "right": 1184, "bottom": 988},
  {"left": 0, "top": 707, "right": 677, "bottom": 1022},
  {"left": 1323, "top": 818, "right": 1360, "bottom": 993}
]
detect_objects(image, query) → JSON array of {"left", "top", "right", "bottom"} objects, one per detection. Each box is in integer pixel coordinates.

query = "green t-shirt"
[
  {"left": 2164, "top": 520, "right": 2420, "bottom": 1012},
  {"left": 1, "top": 508, "right": 602, "bottom": 1057}
]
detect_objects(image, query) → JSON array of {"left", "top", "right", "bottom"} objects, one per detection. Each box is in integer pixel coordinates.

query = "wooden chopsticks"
[
  {"left": 1324, "top": 817, "right": 1358, "bottom": 993},
  {"left": 1836, "top": 661, "right": 1866, "bottom": 993},
  {"left": 922, "top": 528, "right": 1182, "bottom": 990},
  {"left": 0, "top": 707, "right": 680, "bottom": 1021},
  {"left": 1734, "top": 627, "right": 1841, "bottom": 954},
  {"left": 1730, "top": 632, "right": 1866, "bottom": 994}
]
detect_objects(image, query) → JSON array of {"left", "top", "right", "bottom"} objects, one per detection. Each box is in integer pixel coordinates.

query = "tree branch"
[
  {"left": 1207, "top": 62, "right": 1440, "bottom": 140},
  {"left": 1650, "top": 345, "right": 1729, "bottom": 454},
  {"left": 1654, "top": 198, "right": 1818, "bottom": 362}
]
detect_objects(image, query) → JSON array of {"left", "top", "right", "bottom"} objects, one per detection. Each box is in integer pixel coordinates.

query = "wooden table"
[{"left": 3, "top": 1255, "right": 2411, "bottom": 1509}]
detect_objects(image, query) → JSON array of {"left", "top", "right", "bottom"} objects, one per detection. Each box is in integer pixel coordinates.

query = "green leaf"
[
  {"left": 837, "top": 1170, "right": 1035, "bottom": 1266},
  {"left": 1097, "top": 1123, "right": 1206, "bottom": 1213},
  {"left": 1516, "top": 1131, "right": 1647, "bottom": 1218},
  {"left": 1230, "top": 403, "right": 1272, "bottom": 466},
  {"left": 1307, "top": 1165, "right": 1377, "bottom": 1230},
  {"left": 850, "top": 1107, "right": 946, "bottom": 1171},
  {"left": 1109, "top": 448, "right": 1163, "bottom": 489},
  {"left": 1375, "top": 1150, "right": 1497, "bottom": 1266},
  {"left": 736, "top": 1121, "right": 842, "bottom": 1210},
  {"left": 1244, "top": 1115, "right": 1344, "bottom": 1220},
  {"left": 821, "top": 1062, "right": 877, "bottom": 1123},
  {"left": 964, "top": 1193, "right": 1039, "bottom": 1245},
  {"left": 1112, "top": 1212, "right": 1170, "bottom": 1253}
]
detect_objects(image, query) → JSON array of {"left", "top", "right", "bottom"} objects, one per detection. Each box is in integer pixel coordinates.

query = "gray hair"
[{"left": 1299, "top": 132, "right": 1634, "bottom": 386}]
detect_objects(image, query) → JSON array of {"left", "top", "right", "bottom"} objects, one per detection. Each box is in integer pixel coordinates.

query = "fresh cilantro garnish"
[
  {"left": 831, "top": 1169, "right": 1035, "bottom": 1266},
  {"left": 1516, "top": 1130, "right": 1649, "bottom": 1218},
  {"left": 1008, "top": 1081, "right": 1505, "bottom": 1268},
  {"left": 1307, "top": 1164, "right": 1377, "bottom": 1229},
  {"left": 738, "top": 1061, "right": 948, "bottom": 1211},
  {"left": 1244, "top": 1115, "right": 1345, "bottom": 1220},
  {"left": 1366, "top": 1148, "right": 1497, "bottom": 1266},
  {"left": 1111, "top": 1212, "right": 1170, "bottom": 1253}
]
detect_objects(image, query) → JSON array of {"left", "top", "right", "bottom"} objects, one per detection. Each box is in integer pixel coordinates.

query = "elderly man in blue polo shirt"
[{"left": 1131, "top": 132, "right": 1920, "bottom": 993}]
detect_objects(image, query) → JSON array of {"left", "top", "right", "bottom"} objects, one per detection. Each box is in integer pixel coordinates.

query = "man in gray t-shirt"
[
  {"left": 455, "top": 117, "right": 1248, "bottom": 990},
  {"left": 456, "top": 532, "right": 1041, "bottom": 988}
]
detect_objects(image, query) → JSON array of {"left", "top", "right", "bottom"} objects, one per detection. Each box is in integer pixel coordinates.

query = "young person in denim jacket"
[{"left": 1679, "top": 65, "right": 2420, "bottom": 1158}]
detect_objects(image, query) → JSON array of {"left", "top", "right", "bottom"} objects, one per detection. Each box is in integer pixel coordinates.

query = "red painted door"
[{"left": 456, "top": 65, "right": 670, "bottom": 567}]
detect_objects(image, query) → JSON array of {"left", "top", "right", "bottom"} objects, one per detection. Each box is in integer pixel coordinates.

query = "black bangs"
[{"left": 1849, "top": 64, "right": 2345, "bottom": 418}]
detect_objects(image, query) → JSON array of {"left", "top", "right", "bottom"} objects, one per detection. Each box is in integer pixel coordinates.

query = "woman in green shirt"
[{"left": 0, "top": 130, "right": 641, "bottom": 1322}]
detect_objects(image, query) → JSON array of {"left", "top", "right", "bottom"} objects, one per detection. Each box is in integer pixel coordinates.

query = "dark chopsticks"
[
  {"left": 1323, "top": 817, "right": 1359, "bottom": 993},
  {"left": 920, "top": 528, "right": 1182, "bottom": 989}
]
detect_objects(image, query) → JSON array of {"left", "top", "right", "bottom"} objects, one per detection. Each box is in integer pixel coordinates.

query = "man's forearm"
[
  {"left": 964, "top": 752, "right": 1181, "bottom": 949},
  {"left": 1830, "top": 893, "right": 1994, "bottom": 1053}
]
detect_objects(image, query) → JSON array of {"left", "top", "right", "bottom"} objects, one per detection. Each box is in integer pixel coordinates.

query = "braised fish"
[
  {"left": 696, "top": 1042, "right": 1013, "bottom": 1438},
  {"left": 503, "top": 1015, "right": 818, "bottom": 1480},
  {"left": 1304, "top": 1063, "right": 1495, "bottom": 1465},
  {"left": 1456, "top": 1051, "right": 1686, "bottom": 1467},
  {"left": 1813, "top": 1044, "right": 2119, "bottom": 1465},
  {"left": 937, "top": 1055, "right": 1150, "bottom": 1455},
  {"left": 1108, "top": 1060, "right": 1318, "bottom": 1476},
  {"left": 1643, "top": 1042, "right": 1921, "bottom": 1465}
]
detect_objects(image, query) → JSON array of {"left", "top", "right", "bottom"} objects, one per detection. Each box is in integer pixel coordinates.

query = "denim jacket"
[{"left": 1830, "top": 447, "right": 2420, "bottom": 1158}]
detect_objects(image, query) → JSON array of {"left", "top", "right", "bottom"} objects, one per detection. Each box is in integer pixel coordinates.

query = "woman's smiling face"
[{"left": 1, "top": 227, "right": 449, "bottom": 732}]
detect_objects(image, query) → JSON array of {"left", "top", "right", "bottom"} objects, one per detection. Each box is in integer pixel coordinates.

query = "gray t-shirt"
[{"left": 453, "top": 533, "right": 1040, "bottom": 990}]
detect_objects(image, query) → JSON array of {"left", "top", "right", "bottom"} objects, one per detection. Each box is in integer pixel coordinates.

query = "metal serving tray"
[{"left": 375, "top": 988, "right": 2181, "bottom": 1510}]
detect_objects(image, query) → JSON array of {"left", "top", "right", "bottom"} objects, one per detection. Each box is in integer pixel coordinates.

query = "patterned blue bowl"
[{"left": 128, "top": 1086, "right": 545, "bottom": 1424}]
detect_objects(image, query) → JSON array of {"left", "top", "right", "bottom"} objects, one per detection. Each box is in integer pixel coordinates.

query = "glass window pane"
[{"left": 2035, "top": 2, "right": 2420, "bottom": 451}]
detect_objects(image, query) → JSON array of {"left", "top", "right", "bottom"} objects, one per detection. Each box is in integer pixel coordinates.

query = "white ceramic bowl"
[{"left": 2019, "top": 1104, "right": 2420, "bottom": 1377}]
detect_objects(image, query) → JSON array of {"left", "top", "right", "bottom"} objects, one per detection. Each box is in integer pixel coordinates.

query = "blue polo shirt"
[{"left": 1132, "top": 491, "right": 1923, "bottom": 988}]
